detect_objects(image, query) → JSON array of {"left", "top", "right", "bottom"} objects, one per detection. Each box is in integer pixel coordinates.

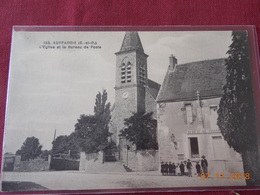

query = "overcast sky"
[{"left": 3, "top": 30, "right": 232, "bottom": 153}]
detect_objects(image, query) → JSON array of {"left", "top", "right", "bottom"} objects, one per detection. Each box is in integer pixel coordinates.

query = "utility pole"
[
  {"left": 50, "top": 129, "right": 57, "bottom": 170},
  {"left": 53, "top": 129, "right": 56, "bottom": 142}
]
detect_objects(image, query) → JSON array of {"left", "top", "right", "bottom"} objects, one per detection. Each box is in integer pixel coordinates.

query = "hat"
[{"left": 201, "top": 155, "right": 206, "bottom": 158}]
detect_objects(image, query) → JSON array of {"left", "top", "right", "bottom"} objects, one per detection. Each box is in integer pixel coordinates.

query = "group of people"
[{"left": 160, "top": 155, "right": 208, "bottom": 177}]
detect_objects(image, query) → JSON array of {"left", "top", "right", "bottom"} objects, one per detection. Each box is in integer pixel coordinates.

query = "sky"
[{"left": 3, "top": 29, "right": 232, "bottom": 153}]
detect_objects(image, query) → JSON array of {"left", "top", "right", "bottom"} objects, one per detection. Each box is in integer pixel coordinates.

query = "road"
[{"left": 1, "top": 171, "right": 246, "bottom": 192}]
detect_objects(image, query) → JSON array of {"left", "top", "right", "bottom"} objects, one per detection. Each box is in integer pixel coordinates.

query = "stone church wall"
[
  {"left": 145, "top": 90, "right": 157, "bottom": 118},
  {"left": 113, "top": 87, "right": 139, "bottom": 144},
  {"left": 13, "top": 155, "right": 50, "bottom": 172},
  {"left": 115, "top": 52, "right": 137, "bottom": 86}
]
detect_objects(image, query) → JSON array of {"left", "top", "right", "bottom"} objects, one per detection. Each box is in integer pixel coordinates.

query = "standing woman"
[
  {"left": 172, "top": 162, "right": 176, "bottom": 176},
  {"left": 176, "top": 163, "right": 180, "bottom": 176},
  {"left": 186, "top": 159, "right": 192, "bottom": 177}
]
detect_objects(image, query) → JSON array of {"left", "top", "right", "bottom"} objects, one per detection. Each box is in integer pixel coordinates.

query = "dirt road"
[{"left": 1, "top": 171, "right": 245, "bottom": 192}]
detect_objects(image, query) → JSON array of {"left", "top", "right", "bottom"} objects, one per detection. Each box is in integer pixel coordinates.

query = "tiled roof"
[
  {"left": 146, "top": 79, "right": 161, "bottom": 99},
  {"left": 156, "top": 58, "right": 226, "bottom": 102},
  {"left": 119, "top": 32, "right": 144, "bottom": 52}
]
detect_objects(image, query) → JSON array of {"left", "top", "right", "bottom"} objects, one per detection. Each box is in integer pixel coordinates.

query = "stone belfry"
[{"left": 111, "top": 31, "right": 149, "bottom": 145}]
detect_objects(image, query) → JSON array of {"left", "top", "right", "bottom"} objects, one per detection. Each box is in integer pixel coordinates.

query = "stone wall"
[
  {"left": 122, "top": 149, "right": 159, "bottom": 171},
  {"left": 79, "top": 151, "right": 103, "bottom": 171},
  {"left": 79, "top": 150, "right": 159, "bottom": 172},
  {"left": 14, "top": 155, "right": 50, "bottom": 172},
  {"left": 79, "top": 151, "right": 126, "bottom": 172},
  {"left": 13, "top": 155, "right": 21, "bottom": 172}
]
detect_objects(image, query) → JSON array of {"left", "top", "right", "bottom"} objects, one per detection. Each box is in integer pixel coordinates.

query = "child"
[{"left": 196, "top": 161, "right": 201, "bottom": 177}]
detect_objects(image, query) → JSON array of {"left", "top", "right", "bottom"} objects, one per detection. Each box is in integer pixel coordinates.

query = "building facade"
[{"left": 156, "top": 57, "right": 243, "bottom": 174}]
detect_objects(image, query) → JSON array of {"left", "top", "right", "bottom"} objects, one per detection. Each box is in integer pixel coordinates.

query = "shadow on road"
[{"left": 2, "top": 181, "right": 49, "bottom": 192}]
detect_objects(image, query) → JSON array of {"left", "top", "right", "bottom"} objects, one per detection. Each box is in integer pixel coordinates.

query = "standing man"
[
  {"left": 179, "top": 161, "right": 185, "bottom": 176},
  {"left": 201, "top": 155, "right": 208, "bottom": 175},
  {"left": 168, "top": 162, "right": 173, "bottom": 176},
  {"left": 186, "top": 159, "right": 192, "bottom": 177},
  {"left": 161, "top": 162, "right": 165, "bottom": 176}
]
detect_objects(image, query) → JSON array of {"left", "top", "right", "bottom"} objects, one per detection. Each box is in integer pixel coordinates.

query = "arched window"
[
  {"left": 126, "top": 62, "right": 131, "bottom": 83},
  {"left": 121, "top": 63, "right": 126, "bottom": 83},
  {"left": 121, "top": 60, "right": 131, "bottom": 83},
  {"left": 139, "top": 63, "right": 146, "bottom": 85}
]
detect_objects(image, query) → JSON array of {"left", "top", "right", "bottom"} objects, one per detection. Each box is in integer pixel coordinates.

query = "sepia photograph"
[{"left": 1, "top": 27, "right": 259, "bottom": 192}]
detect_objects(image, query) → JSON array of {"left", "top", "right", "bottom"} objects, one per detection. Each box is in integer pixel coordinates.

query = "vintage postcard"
[{"left": 1, "top": 26, "right": 260, "bottom": 192}]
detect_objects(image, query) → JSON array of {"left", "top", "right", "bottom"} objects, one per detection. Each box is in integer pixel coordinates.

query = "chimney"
[{"left": 169, "top": 54, "right": 177, "bottom": 71}]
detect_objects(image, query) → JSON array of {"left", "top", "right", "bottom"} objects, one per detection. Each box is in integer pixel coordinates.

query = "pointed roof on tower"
[{"left": 119, "top": 31, "right": 144, "bottom": 52}]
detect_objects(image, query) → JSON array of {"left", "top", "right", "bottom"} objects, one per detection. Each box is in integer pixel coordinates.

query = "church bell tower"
[{"left": 113, "top": 31, "right": 149, "bottom": 144}]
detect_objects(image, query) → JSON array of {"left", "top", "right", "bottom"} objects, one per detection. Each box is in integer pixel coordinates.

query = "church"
[
  {"left": 107, "top": 31, "right": 243, "bottom": 173},
  {"left": 109, "top": 32, "right": 160, "bottom": 160}
]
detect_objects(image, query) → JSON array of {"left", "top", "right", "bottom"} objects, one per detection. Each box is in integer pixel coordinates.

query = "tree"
[
  {"left": 119, "top": 112, "right": 158, "bottom": 150},
  {"left": 52, "top": 135, "right": 68, "bottom": 155},
  {"left": 75, "top": 90, "right": 111, "bottom": 153},
  {"left": 40, "top": 150, "right": 51, "bottom": 161},
  {"left": 217, "top": 31, "right": 259, "bottom": 185},
  {"left": 52, "top": 133, "right": 81, "bottom": 159},
  {"left": 16, "top": 136, "right": 43, "bottom": 161}
]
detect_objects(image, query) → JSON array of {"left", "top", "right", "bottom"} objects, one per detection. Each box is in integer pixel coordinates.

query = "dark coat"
[
  {"left": 164, "top": 163, "right": 169, "bottom": 172},
  {"left": 186, "top": 161, "right": 192, "bottom": 169},
  {"left": 161, "top": 164, "right": 165, "bottom": 173},
  {"left": 179, "top": 163, "right": 185, "bottom": 171},
  {"left": 168, "top": 164, "right": 174, "bottom": 173},
  {"left": 196, "top": 164, "right": 201, "bottom": 172},
  {"left": 201, "top": 159, "right": 208, "bottom": 168}
]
